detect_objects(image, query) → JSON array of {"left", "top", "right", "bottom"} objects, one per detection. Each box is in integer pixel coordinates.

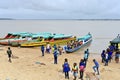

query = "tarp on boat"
[
  {"left": 53, "top": 34, "right": 72, "bottom": 39},
  {"left": 77, "top": 34, "right": 92, "bottom": 41},
  {"left": 110, "top": 37, "right": 120, "bottom": 44}
]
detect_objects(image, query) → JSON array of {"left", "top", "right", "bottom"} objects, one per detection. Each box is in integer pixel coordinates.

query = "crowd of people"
[
  {"left": 101, "top": 44, "right": 120, "bottom": 66},
  {"left": 62, "top": 49, "right": 100, "bottom": 80},
  {"left": 6, "top": 43, "right": 119, "bottom": 80}
]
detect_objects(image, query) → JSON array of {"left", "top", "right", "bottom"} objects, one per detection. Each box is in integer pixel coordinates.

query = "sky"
[{"left": 0, "top": 0, "right": 120, "bottom": 19}]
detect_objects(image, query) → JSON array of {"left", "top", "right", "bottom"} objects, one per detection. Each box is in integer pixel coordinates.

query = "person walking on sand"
[
  {"left": 79, "top": 59, "right": 85, "bottom": 80},
  {"left": 41, "top": 45, "right": 45, "bottom": 56},
  {"left": 72, "top": 63, "right": 78, "bottom": 80},
  {"left": 63, "top": 58, "right": 70, "bottom": 79},
  {"left": 7, "top": 47, "right": 12, "bottom": 63},
  {"left": 53, "top": 48, "right": 59, "bottom": 64},
  {"left": 93, "top": 59, "right": 100, "bottom": 75}
]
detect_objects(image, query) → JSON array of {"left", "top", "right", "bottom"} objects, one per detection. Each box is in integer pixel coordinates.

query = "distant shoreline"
[{"left": 0, "top": 18, "right": 120, "bottom": 21}]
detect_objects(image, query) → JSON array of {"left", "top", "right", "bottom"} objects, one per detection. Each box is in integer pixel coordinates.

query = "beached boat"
[
  {"left": 4, "top": 32, "right": 31, "bottom": 39},
  {"left": 110, "top": 34, "right": 120, "bottom": 50},
  {"left": 20, "top": 33, "right": 76, "bottom": 47},
  {"left": 65, "top": 33, "right": 92, "bottom": 53},
  {"left": 11, "top": 32, "right": 52, "bottom": 47},
  {"left": 0, "top": 32, "right": 33, "bottom": 45}
]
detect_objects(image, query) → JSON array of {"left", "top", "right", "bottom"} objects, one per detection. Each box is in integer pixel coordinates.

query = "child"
[
  {"left": 63, "top": 58, "right": 70, "bottom": 79},
  {"left": 72, "top": 63, "right": 78, "bottom": 80},
  {"left": 79, "top": 59, "right": 85, "bottom": 80},
  {"left": 93, "top": 59, "right": 100, "bottom": 75},
  {"left": 7, "top": 47, "right": 12, "bottom": 63},
  {"left": 101, "top": 50, "right": 105, "bottom": 63}
]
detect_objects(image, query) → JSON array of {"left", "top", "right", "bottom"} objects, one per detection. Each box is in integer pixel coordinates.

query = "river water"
[{"left": 0, "top": 20, "right": 120, "bottom": 53}]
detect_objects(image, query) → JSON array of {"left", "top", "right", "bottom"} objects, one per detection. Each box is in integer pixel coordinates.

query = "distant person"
[
  {"left": 41, "top": 45, "right": 45, "bottom": 56},
  {"left": 62, "top": 58, "right": 70, "bottom": 79},
  {"left": 93, "top": 59, "right": 100, "bottom": 75},
  {"left": 53, "top": 48, "right": 59, "bottom": 64},
  {"left": 72, "top": 63, "right": 78, "bottom": 80},
  {"left": 104, "top": 52, "right": 109, "bottom": 66},
  {"left": 115, "top": 44, "right": 118, "bottom": 51},
  {"left": 86, "top": 49, "right": 90, "bottom": 58},
  {"left": 7, "top": 47, "right": 12, "bottom": 63},
  {"left": 109, "top": 44, "right": 115, "bottom": 52},
  {"left": 84, "top": 51, "right": 88, "bottom": 67},
  {"left": 46, "top": 43, "right": 50, "bottom": 53},
  {"left": 58, "top": 45, "right": 63, "bottom": 55},
  {"left": 79, "top": 59, "right": 85, "bottom": 80},
  {"left": 117, "top": 34, "right": 120, "bottom": 38},
  {"left": 115, "top": 51, "right": 120, "bottom": 63},
  {"left": 107, "top": 48, "right": 113, "bottom": 62},
  {"left": 101, "top": 50, "right": 105, "bottom": 63},
  {"left": 53, "top": 44, "right": 57, "bottom": 50}
]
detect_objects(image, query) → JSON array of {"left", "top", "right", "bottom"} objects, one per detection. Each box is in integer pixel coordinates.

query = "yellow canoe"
[{"left": 20, "top": 38, "right": 76, "bottom": 47}]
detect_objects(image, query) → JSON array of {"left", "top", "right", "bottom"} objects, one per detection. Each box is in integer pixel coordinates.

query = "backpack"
[
  {"left": 63, "top": 63, "right": 70, "bottom": 72},
  {"left": 80, "top": 66, "right": 85, "bottom": 71}
]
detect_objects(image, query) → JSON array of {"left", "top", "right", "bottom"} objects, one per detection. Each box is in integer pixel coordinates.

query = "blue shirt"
[
  {"left": 54, "top": 50, "right": 58, "bottom": 57},
  {"left": 79, "top": 62, "right": 85, "bottom": 67},
  {"left": 63, "top": 62, "right": 70, "bottom": 72},
  {"left": 41, "top": 46, "right": 44, "bottom": 51},
  {"left": 94, "top": 61, "right": 99, "bottom": 67}
]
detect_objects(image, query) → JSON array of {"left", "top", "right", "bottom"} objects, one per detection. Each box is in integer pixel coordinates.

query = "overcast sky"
[{"left": 0, "top": 0, "right": 120, "bottom": 19}]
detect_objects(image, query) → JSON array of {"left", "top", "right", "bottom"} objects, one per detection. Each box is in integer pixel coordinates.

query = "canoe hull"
[{"left": 20, "top": 38, "right": 76, "bottom": 47}]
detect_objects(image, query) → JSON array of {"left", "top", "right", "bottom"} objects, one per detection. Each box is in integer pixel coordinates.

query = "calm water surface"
[{"left": 0, "top": 20, "right": 120, "bottom": 53}]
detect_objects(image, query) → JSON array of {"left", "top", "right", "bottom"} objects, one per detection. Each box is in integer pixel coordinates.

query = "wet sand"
[{"left": 0, "top": 46, "right": 120, "bottom": 80}]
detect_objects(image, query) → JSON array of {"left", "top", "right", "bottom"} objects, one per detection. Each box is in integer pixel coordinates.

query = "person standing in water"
[{"left": 7, "top": 47, "right": 12, "bottom": 63}]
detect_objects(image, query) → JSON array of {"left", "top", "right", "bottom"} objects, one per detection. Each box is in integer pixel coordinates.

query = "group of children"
[
  {"left": 101, "top": 48, "right": 112, "bottom": 66},
  {"left": 101, "top": 46, "right": 120, "bottom": 66},
  {"left": 62, "top": 49, "right": 100, "bottom": 80}
]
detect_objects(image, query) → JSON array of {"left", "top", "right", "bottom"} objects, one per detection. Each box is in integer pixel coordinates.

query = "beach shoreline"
[{"left": 0, "top": 46, "right": 120, "bottom": 80}]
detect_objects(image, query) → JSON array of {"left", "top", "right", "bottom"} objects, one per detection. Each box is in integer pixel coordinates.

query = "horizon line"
[{"left": 1, "top": 18, "right": 120, "bottom": 21}]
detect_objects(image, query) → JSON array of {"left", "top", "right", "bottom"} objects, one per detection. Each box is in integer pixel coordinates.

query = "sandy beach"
[{"left": 0, "top": 46, "right": 120, "bottom": 80}]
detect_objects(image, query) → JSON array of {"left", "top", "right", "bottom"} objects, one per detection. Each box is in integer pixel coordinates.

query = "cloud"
[{"left": 0, "top": 0, "right": 120, "bottom": 19}]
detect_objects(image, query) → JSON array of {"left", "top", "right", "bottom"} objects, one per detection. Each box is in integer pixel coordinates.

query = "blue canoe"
[{"left": 65, "top": 33, "right": 92, "bottom": 53}]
